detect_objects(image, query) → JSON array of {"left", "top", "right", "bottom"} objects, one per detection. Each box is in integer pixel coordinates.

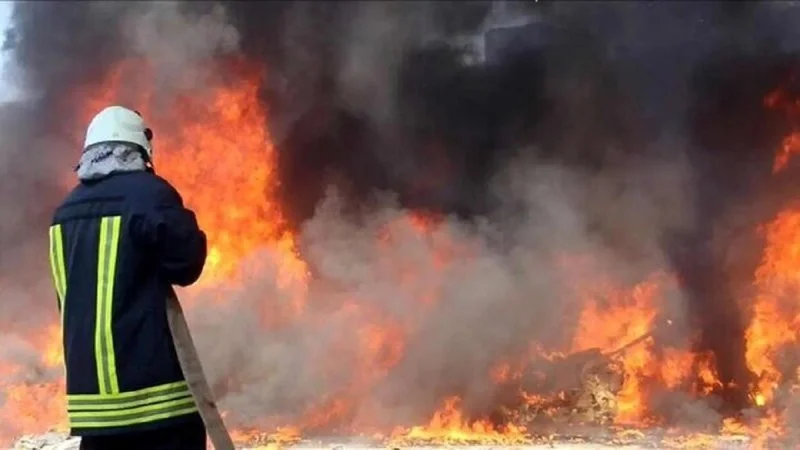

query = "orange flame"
[
  {"left": 765, "top": 85, "right": 800, "bottom": 173},
  {"left": 570, "top": 274, "right": 664, "bottom": 424},
  {"left": 75, "top": 59, "right": 307, "bottom": 291},
  {"left": 389, "top": 397, "right": 529, "bottom": 446},
  {"left": 745, "top": 208, "right": 800, "bottom": 405}
]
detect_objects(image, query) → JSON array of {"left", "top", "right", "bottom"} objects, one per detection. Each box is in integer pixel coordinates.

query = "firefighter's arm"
[{"left": 130, "top": 180, "right": 208, "bottom": 286}]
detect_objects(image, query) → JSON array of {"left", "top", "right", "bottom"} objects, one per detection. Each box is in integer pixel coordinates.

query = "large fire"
[{"left": 3, "top": 57, "right": 800, "bottom": 448}]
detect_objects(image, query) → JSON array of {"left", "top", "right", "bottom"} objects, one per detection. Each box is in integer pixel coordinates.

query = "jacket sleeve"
[{"left": 129, "top": 180, "right": 208, "bottom": 287}]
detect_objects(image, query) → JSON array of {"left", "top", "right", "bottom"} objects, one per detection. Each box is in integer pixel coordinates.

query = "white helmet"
[{"left": 84, "top": 106, "right": 153, "bottom": 160}]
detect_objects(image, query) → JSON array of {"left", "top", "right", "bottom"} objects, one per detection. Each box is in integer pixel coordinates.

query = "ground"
[{"left": 10, "top": 432, "right": 757, "bottom": 450}]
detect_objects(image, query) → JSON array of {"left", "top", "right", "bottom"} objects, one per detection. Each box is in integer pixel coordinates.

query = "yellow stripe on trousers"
[
  {"left": 48, "top": 225, "right": 67, "bottom": 319},
  {"left": 95, "top": 216, "right": 122, "bottom": 395}
]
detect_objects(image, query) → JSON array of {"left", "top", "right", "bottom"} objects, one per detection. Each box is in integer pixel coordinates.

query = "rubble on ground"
[
  {"left": 11, "top": 433, "right": 78, "bottom": 450},
  {"left": 9, "top": 431, "right": 754, "bottom": 450}
]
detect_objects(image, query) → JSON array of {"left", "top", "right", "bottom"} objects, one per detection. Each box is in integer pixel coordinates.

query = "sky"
[{"left": 0, "top": 1, "right": 18, "bottom": 103}]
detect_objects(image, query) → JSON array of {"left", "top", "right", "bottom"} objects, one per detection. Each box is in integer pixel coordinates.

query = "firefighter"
[{"left": 47, "top": 105, "right": 208, "bottom": 450}]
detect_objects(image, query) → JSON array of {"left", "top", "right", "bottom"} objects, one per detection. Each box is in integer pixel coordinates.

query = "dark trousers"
[{"left": 78, "top": 416, "right": 206, "bottom": 450}]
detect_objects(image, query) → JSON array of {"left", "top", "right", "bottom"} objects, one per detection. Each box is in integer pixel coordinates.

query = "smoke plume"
[{"left": 2, "top": 0, "right": 800, "bottom": 439}]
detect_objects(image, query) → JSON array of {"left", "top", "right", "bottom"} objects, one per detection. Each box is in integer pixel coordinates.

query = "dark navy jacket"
[{"left": 47, "top": 170, "right": 207, "bottom": 436}]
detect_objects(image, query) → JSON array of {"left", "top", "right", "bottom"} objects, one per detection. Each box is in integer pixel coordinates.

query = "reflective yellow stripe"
[
  {"left": 67, "top": 381, "right": 197, "bottom": 429},
  {"left": 69, "top": 404, "right": 198, "bottom": 428},
  {"left": 95, "top": 219, "right": 108, "bottom": 394},
  {"left": 69, "top": 388, "right": 191, "bottom": 411},
  {"left": 67, "top": 381, "right": 191, "bottom": 405},
  {"left": 105, "top": 216, "right": 121, "bottom": 393},
  {"left": 48, "top": 225, "right": 67, "bottom": 315},
  {"left": 70, "top": 397, "right": 195, "bottom": 418},
  {"left": 95, "top": 216, "right": 122, "bottom": 395}
]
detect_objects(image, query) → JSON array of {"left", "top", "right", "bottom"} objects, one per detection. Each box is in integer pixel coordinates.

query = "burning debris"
[
  {"left": 4, "top": 1, "right": 800, "bottom": 449},
  {"left": 499, "top": 328, "right": 656, "bottom": 426}
]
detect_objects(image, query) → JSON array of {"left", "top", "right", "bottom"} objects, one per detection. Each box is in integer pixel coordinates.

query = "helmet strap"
[{"left": 137, "top": 147, "right": 155, "bottom": 174}]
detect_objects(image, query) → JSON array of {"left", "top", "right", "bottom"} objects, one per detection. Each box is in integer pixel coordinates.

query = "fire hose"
[{"left": 166, "top": 291, "right": 235, "bottom": 450}]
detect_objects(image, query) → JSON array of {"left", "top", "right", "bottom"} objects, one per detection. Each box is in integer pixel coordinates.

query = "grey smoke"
[
  {"left": 121, "top": 1, "right": 239, "bottom": 94},
  {"left": 185, "top": 156, "right": 694, "bottom": 431},
  {"left": 0, "top": 0, "right": 799, "bottom": 444}
]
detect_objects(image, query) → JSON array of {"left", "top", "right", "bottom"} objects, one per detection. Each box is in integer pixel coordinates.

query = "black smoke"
[{"left": 4, "top": 2, "right": 799, "bottom": 225}]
